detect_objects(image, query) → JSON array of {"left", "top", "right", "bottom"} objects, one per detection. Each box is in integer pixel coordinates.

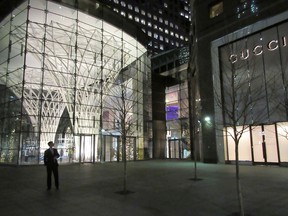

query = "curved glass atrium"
[{"left": 0, "top": 0, "right": 152, "bottom": 165}]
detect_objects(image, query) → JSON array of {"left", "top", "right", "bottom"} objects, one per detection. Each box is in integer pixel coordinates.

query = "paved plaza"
[{"left": 1, "top": 160, "right": 288, "bottom": 216}]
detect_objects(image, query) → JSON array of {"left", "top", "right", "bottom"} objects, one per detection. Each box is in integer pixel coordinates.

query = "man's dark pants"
[{"left": 47, "top": 165, "right": 59, "bottom": 189}]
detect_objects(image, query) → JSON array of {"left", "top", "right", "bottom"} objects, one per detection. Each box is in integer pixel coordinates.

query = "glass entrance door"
[
  {"left": 168, "top": 139, "right": 183, "bottom": 159},
  {"left": 81, "top": 135, "right": 93, "bottom": 162},
  {"left": 75, "top": 135, "right": 94, "bottom": 163}
]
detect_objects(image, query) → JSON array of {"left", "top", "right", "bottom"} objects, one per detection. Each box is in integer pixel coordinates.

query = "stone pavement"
[{"left": 1, "top": 160, "right": 288, "bottom": 216}]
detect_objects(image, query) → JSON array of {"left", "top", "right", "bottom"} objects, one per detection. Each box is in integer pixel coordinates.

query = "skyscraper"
[{"left": 99, "top": 0, "right": 191, "bottom": 54}]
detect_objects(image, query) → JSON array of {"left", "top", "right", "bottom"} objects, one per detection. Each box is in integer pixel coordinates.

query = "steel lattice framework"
[{"left": 0, "top": 0, "right": 150, "bottom": 164}]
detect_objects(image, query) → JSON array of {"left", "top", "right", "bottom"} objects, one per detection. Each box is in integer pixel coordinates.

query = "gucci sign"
[{"left": 229, "top": 36, "right": 287, "bottom": 64}]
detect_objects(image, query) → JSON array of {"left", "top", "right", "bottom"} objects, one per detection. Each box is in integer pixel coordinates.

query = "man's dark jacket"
[{"left": 44, "top": 148, "right": 60, "bottom": 166}]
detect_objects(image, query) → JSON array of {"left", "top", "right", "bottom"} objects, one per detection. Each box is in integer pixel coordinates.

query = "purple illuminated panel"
[{"left": 166, "top": 105, "right": 178, "bottom": 120}]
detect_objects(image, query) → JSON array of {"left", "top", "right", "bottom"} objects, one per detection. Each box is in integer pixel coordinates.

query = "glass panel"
[
  {"left": 126, "top": 137, "right": 136, "bottom": 160},
  {"left": 25, "top": 68, "right": 43, "bottom": 84},
  {"left": 74, "top": 136, "right": 80, "bottom": 162},
  {"left": 0, "top": 149, "right": 18, "bottom": 164},
  {"left": 169, "top": 140, "right": 180, "bottom": 158},
  {"left": 225, "top": 126, "right": 253, "bottom": 162},
  {"left": 104, "top": 136, "right": 111, "bottom": 162},
  {"left": 264, "top": 125, "right": 278, "bottom": 163},
  {"left": 251, "top": 126, "right": 265, "bottom": 162},
  {"left": 21, "top": 139, "right": 39, "bottom": 164},
  {"left": 30, "top": 0, "right": 46, "bottom": 10},
  {"left": 104, "top": 136, "right": 119, "bottom": 162},
  {"left": 28, "top": 8, "right": 46, "bottom": 23},
  {"left": 223, "top": 129, "right": 229, "bottom": 160},
  {"left": 226, "top": 127, "right": 235, "bottom": 160},
  {"left": 27, "top": 24, "right": 45, "bottom": 40},
  {"left": 26, "top": 52, "right": 43, "bottom": 68},
  {"left": 11, "top": 5, "right": 27, "bottom": 27},
  {"left": 0, "top": 46, "right": 9, "bottom": 65},
  {"left": 0, "top": 21, "right": 10, "bottom": 39},
  {"left": 277, "top": 122, "right": 288, "bottom": 162},
  {"left": 238, "top": 126, "right": 252, "bottom": 161},
  {"left": 81, "top": 135, "right": 93, "bottom": 162},
  {"left": 48, "top": 1, "right": 77, "bottom": 20}
]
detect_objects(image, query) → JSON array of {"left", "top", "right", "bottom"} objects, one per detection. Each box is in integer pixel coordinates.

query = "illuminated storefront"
[
  {"left": 213, "top": 15, "right": 288, "bottom": 165},
  {"left": 165, "top": 84, "right": 191, "bottom": 159},
  {"left": 0, "top": 0, "right": 151, "bottom": 165}
]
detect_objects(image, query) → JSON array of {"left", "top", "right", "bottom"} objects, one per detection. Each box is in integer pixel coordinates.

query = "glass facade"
[
  {"left": 0, "top": 0, "right": 151, "bottom": 165},
  {"left": 165, "top": 77, "right": 190, "bottom": 159},
  {"left": 219, "top": 20, "right": 288, "bottom": 164}
]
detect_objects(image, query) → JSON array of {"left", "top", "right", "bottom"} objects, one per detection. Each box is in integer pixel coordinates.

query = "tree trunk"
[
  {"left": 123, "top": 135, "right": 127, "bottom": 193},
  {"left": 235, "top": 140, "right": 245, "bottom": 216}
]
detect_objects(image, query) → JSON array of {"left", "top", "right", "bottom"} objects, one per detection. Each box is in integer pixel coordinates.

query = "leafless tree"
[
  {"left": 213, "top": 32, "right": 280, "bottom": 215},
  {"left": 103, "top": 64, "right": 145, "bottom": 194},
  {"left": 188, "top": 0, "right": 202, "bottom": 181}
]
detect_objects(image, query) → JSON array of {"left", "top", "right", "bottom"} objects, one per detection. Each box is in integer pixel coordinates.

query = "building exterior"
[
  {"left": 0, "top": 0, "right": 152, "bottom": 165},
  {"left": 7, "top": 0, "right": 288, "bottom": 166},
  {"left": 151, "top": 47, "right": 191, "bottom": 159},
  {"left": 194, "top": 0, "right": 288, "bottom": 164},
  {"left": 99, "top": 0, "right": 191, "bottom": 54},
  {"left": 94, "top": 0, "right": 192, "bottom": 158}
]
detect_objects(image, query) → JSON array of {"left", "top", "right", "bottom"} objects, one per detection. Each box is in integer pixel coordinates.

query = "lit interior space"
[{"left": 0, "top": 0, "right": 152, "bottom": 165}]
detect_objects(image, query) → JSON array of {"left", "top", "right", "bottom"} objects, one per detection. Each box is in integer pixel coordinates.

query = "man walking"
[{"left": 44, "top": 141, "right": 60, "bottom": 190}]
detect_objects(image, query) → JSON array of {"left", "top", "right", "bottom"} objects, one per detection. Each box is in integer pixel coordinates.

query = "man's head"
[{"left": 48, "top": 141, "right": 54, "bottom": 148}]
